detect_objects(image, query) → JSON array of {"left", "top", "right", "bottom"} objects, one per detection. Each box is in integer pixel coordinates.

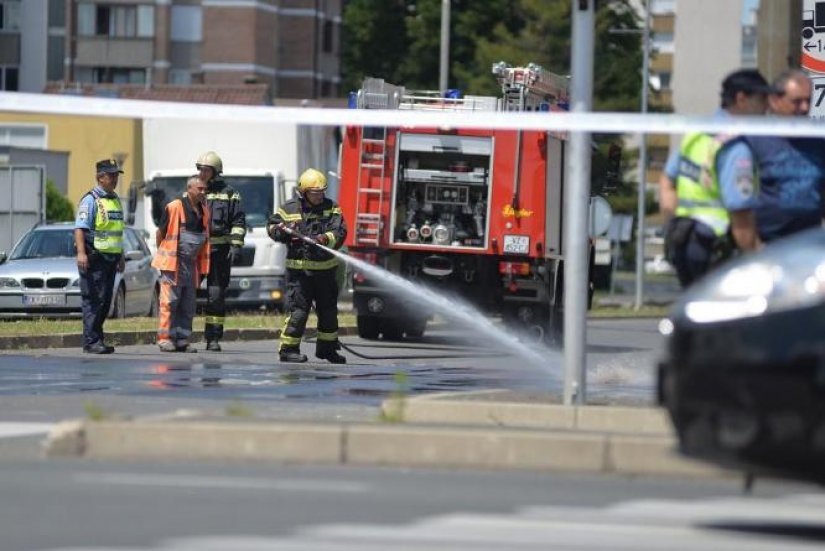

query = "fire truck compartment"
[{"left": 392, "top": 133, "right": 493, "bottom": 248}]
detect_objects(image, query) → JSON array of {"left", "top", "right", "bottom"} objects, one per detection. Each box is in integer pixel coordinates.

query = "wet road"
[{"left": 0, "top": 319, "right": 663, "bottom": 424}]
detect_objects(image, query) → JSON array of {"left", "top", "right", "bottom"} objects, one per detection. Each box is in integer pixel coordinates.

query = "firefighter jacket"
[
  {"left": 152, "top": 197, "right": 210, "bottom": 284},
  {"left": 266, "top": 196, "right": 347, "bottom": 271},
  {"left": 674, "top": 132, "right": 733, "bottom": 237},
  {"left": 206, "top": 177, "right": 246, "bottom": 247}
]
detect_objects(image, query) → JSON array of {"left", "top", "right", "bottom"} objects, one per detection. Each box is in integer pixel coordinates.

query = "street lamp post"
[
  {"left": 439, "top": 0, "right": 451, "bottom": 91},
  {"left": 634, "top": 0, "right": 651, "bottom": 311}
]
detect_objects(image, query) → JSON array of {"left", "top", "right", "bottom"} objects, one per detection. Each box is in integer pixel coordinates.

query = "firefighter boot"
[
  {"left": 279, "top": 347, "right": 308, "bottom": 363},
  {"left": 206, "top": 340, "right": 222, "bottom": 352},
  {"left": 316, "top": 342, "right": 346, "bottom": 364}
]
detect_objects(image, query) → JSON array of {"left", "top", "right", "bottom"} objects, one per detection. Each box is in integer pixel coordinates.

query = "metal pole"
[
  {"left": 634, "top": 0, "right": 650, "bottom": 310},
  {"left": 439, "top": 0, "right": 451, "bottom": 91},
  {"left": 563, "top": 0, "right": 594, "bottom": 406}
]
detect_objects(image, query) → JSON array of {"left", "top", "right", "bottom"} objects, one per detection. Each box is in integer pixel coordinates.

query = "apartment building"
[{"left": 5, "top": 0, "right": 342, "bottom": 99}]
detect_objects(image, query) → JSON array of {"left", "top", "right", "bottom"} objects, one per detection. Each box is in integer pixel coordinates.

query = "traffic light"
[{"left": 605, "top": 143, "right": 622, "bottom": 193}]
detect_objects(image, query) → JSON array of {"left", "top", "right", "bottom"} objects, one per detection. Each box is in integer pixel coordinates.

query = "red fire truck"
[{"left": 338, "top": 62, "right": 594, "bottom": 343}]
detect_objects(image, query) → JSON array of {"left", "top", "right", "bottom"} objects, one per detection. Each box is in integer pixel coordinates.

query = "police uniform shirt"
[{"left": 75, "top": 185, "right": 122, "bottom": 260}]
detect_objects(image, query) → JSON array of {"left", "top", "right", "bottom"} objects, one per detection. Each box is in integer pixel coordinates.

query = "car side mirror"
[
  {"left": 124, "top": 250, "right": 144, "bottom": 262},
  {"left": 0, "top": 251, "right": 6, "bottom": 264}
]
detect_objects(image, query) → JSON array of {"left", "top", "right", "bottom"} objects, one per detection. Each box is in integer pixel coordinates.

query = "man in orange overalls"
[{"left": 152, "top": 176, "right": 210, "bottom": 352}]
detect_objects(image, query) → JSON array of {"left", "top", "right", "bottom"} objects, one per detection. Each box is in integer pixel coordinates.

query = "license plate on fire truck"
[{"left": 503, "top": 235, "right": 530, "bottom": 254}]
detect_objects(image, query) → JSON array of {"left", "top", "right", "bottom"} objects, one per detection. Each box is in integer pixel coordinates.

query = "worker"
[
  {"left": 660, "top": 68, "right": 771, "bottom": 288},
  {"left": 197, "top": 151, "right": 246, "bottom": 352},
  {"left": 746, "top": 70, "right": 825, "bottom": 243},
  {"left": 74, "top": 159, "right": 126, "bottom": 354},
  {"left": 267, "top": 168, "right": 347, "bottom": 363},
  {"left": 152, "top": 176, "right": 210, "bottom": 352}
]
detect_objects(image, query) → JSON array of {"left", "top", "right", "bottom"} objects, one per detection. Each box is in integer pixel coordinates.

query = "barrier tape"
[{"left": 2, "top": 91, "right": 824, "bottom": 138}]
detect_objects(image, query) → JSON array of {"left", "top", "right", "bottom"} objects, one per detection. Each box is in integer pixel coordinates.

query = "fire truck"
[{"left": 338, "top": 62, "right": 594, "bottom": 343}]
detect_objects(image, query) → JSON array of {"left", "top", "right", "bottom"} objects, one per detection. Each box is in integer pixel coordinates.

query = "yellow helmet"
[
  {"left": 196, "top": 151, "right": 223, "bottom": 175},
  {"left": 298, "top": 168, "right": 327, "bottom": 193}
]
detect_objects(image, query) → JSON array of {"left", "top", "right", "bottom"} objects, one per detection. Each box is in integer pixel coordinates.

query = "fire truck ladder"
[
  {"left": 491, "top": 61, "right": 569, "bottom": 112},
  {"left": 353, "top": 78, "right": 403, "bottom": 246}
]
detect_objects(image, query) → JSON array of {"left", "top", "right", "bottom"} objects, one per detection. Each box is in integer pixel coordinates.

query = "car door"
[{"left": 122, "top": 228, "right": 154, "bottom": 315}]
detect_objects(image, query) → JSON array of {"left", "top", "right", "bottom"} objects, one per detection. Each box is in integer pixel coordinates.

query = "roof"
[{"left": 43, "top": 83, "right": 272, "bottom": 106}]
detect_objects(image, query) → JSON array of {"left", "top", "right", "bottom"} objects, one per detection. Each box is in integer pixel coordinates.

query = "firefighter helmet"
[
  {"left": 196, "top": 151, "right": 223, "bottom": 175},
  {"left": 298, "top": 168, "right": 328, "bottom": 193}
]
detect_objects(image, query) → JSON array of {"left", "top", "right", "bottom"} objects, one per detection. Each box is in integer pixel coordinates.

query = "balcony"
[{"left": 76, "top": 37, "right": 153, "bottom": 67}]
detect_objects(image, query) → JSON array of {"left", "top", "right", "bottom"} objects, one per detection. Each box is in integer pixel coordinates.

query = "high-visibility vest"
[
  {"left": 674, "top": 133, "right": 733, "bottom": 237},
  {"left": 151, "top": 197, "right": 210, "bottom": 282},
  {"left": 90, "top": 193, "right": 124, "bottom": 254}
]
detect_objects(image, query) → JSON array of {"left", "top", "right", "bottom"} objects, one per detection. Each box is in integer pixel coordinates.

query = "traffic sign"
[
  {"left": 802, "top": 0, "right": 825, "bottom": 74},
  {"left": 809, "top": 75, "right": 825, "bottom": 120}
]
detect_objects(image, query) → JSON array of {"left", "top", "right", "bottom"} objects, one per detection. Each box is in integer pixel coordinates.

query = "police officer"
[
  {"left": 659, "top": 68, "right": 770, "bottom": 288},
  {"left": 267, "top": 168, "right": 347, "bottom": 363},
  {"left": 197, "top": 151, "right": 246, "bottom": 352},
  {"left": 74, "top": 159, "right": 126, "bottom": 354}
]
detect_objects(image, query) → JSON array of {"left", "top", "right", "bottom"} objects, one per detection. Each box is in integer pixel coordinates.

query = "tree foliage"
[
  {"left": 46, "top": 180, "right": 74, "bottom": 222},
  {"left": 341, "top": 0, "right": 643, "bottom": 111}
]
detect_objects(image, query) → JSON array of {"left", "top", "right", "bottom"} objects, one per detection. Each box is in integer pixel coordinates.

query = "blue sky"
[{"left": 743, "top": 0, "right": 759, "bottom": 22}]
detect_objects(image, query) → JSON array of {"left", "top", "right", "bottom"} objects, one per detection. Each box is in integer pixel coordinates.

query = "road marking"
[
  {"left": 73, "top": 472, "right": 369, "bottom": 494},
  {"left": 0, "top": 422, "right": 52, "bottom": 438}
]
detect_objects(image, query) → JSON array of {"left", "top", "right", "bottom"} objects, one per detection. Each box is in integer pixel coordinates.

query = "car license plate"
[
  {"left": 503, "top": 235, "right": 530, "bottom": 254},
  {"left": 22, "top": 294, "right": 66, "bottom": 306}
]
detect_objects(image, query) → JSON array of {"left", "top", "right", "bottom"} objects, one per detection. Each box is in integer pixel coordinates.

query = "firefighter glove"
[{"left": 314, "top": 234, "right": 330, "bottom": 246}]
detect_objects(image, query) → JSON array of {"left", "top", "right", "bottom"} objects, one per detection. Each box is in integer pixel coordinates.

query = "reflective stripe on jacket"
[
  {"left": 206, "top": 178, "right": 246, "bottom": 247},
  {"left": 266, "top": 197, "right": 347, "bottom": 271},
  {"left": 674, "top": 132, "right": 732, "bottom": 237},
  {"left": 151, "top": 198, "right": 210, "bottom": 282}
]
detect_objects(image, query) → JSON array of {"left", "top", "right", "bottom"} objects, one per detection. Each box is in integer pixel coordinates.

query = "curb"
[{"left": 44, "top": 407, "right": 728, "bottom": 479}]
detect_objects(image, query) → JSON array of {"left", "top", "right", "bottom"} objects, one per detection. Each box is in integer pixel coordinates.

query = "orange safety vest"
[{"left": 151, "top": 197, "right": 210, "bottom": 282}]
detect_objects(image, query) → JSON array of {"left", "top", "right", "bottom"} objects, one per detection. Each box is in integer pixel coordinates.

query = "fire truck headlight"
[
  {"left": 433, "top": 224, "right": 450, "bottom": 245},
  {"left": 367, "top": 296, "right": 385, "bottom": 313}
]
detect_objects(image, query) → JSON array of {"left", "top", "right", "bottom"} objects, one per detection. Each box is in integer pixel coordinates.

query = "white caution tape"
[{"left": 2, "top": 91, "right": 824, "bottom": 138}]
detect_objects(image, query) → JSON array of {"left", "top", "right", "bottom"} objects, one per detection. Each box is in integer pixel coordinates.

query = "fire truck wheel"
[
  {"left": 381, "top": 320, "right": 404, "bottom": 341},
  {"left": 357, "top": 315, "right": 380, "bottom": 340},
  {"left": 405, "top": 319, "right": 427, "bottom": 339}
]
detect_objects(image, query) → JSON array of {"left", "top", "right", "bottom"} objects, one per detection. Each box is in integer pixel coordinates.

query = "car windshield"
[
  {"left": 9, "top": 229, "right": 75, "bottom": 260},
  {"left": 149, "top": 176, "right": 275, "bottom": 228}
]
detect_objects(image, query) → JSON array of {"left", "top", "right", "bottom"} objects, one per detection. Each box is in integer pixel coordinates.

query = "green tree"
[{"left": 46, "top": 180, "right": 74, "bottom": 222}]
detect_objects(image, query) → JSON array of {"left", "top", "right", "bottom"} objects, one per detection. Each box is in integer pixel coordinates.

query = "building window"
[
  {"left": 170, "top": 5, "right": 202, "bottom": 42},
  {"left": 0, "top": 124, "right": 46, "bottom": 148},
  {"left": 76, "top": 67, "right": 146, "bottom": 84},
  {"left": 168, "top": 69, "right": 192, "bottom": 85},
  {"left": 77, "top": 3, "right": 154, "bottom": 38},
  {"left": 322, "top": 20, "right": 333, "bottom": 53},
  {"left": 0, "top": 66, "right": 18, "bottom": 91},
  {"left": 0, "top": 0, "right": 21, "bottom": 31}
]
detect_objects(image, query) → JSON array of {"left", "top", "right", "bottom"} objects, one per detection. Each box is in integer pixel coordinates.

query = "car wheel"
[
  {"left": 148, "top": 285, "right": 159, "bottom": 317},
  {"left": 381, "top": 320, "right": 404, "bottom": 341},
  {"left": 405, "top": 318, "right": 427, "bottom": 339},
  {"left": 110, "top": 285, "right": 126, "bottom": 319}
]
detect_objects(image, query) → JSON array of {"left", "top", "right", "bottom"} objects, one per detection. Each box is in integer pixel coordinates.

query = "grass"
[{"left": 0, "top": 312, "right": 358, "bottom": 337}]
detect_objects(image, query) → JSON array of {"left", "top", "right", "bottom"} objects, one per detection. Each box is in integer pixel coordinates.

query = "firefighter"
[
  {"left": 267, "top": 168, "right": 347, "bottom": 363},
  {"left": 74, "top": 159, "right": 126, "bottom": 354},
  {"left": 152, "top": 176, "right": 210, "bottom": 352},
  {"left": 197, "top": 151, "right": 246, "bottom": 352}
]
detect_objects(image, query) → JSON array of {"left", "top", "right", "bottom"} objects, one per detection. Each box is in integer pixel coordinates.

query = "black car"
[{"left": 658, "top": 228, "right": 825, "bottom": 485}]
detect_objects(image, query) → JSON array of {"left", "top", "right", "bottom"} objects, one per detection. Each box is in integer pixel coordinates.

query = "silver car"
[{"left": 0, "top": 223, "right": 159, "bottom": 318}]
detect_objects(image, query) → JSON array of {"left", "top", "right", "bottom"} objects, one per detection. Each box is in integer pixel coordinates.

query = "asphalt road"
[
  {"left": 0, "top": 460, "right": 821, "bottom": 551},
  {"left": 0, "top": 319, "right": 662, "bottom": 426}
]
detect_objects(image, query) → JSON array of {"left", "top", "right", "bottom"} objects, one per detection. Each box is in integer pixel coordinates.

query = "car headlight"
[
  {"left": 678, "top": 229, "right": 825, "bottom": 324},
  {"left": 0, "top": 277, "right": 20, "bottom": 288}
]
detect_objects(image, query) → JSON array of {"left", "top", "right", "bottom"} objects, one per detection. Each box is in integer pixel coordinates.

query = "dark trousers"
[
  {"left": 205, "top": 244, "right": 231, "bottom": 341},
  {"left": 670, "top": 223, "right": 717, "bottom": 289},
  {"left": 79, "top": 255, "right": 117, "bottom": 348},
  {"left": 280, "top": 268, "right": 340, "bottom": 355}
]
